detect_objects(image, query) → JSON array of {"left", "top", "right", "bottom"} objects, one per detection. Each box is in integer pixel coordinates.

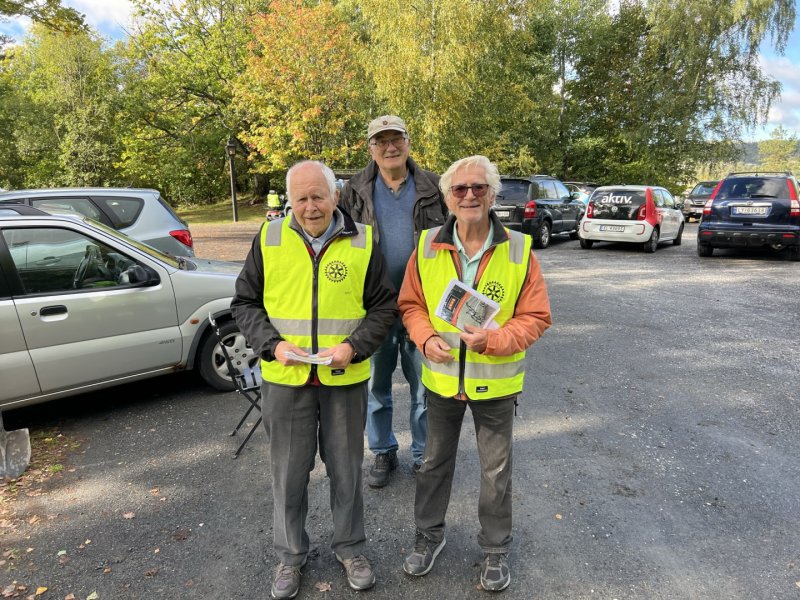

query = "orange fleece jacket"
[{"left": 399, "top": 232, "right": 552, "bottom": 359}]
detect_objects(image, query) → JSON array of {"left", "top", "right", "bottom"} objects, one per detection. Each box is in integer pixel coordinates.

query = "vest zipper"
[{"left": 305, "top": 233, "right": 338, "bottom": 380}]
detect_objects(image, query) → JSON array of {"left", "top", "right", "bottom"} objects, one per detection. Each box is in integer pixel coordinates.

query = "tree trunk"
[{"left": 253, "top": 173, "right": 269, "bottom": 197}]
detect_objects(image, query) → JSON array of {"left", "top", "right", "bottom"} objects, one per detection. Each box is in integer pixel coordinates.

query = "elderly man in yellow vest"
[
  {"left": 398, "top": 155, "right": 552, "bottom": 592},
  {"left": 231, "top": 160, "right": 398, "bottom": 599}
]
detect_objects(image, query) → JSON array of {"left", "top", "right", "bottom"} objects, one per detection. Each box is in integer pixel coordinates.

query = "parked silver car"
[
  {"left": 0, "top": 205, "right": 253, "bottom": 410},
  {"left": 0, "top": 187, "right": 195, "bottom": 257}
]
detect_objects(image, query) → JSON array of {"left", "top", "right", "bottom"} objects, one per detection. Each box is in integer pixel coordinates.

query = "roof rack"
[
  {"left": 726, "top": 171, "right": 793, "bottom": 177},
  {"left": 0, "top": 203, "right": 50, "bottom": 216}
]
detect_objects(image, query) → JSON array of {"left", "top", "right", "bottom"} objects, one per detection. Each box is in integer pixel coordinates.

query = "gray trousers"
[
  {"left": 414, "top": 389, "right": 515, "bottom": 553},
  {"left": 261, "top": 381, "right": 368, "bottom": 566}
]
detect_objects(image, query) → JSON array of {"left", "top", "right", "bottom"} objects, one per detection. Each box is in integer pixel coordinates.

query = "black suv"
[
  {"left": 496, "top": 176, "right": 585, "bottom": 248},
  {"left": 682, "top": 180, "right": 720, "bottom": 222},
  {"left": 697, "top": 171, "right": 800, "bottom": 261}
]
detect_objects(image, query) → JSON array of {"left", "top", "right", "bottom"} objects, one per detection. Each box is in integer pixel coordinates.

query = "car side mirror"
[
  {"left": 570, "top": 192, "right": 581, "bottom": 200},
  {"left": 127, "top": 264, "right": 154, "bottom": 286}
]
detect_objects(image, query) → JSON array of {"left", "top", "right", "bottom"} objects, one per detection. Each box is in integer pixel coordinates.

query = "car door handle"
[
  {"left": 40, "top": 305, "right": 67, "bottom": 317},
  {"left": 36, "top": 256, "right": 61, "bottom": 265}
]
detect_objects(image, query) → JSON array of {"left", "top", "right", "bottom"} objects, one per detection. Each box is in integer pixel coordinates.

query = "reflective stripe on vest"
[
  {"left": 417, "top": 226, "right": 531, "bottom": 400},
  {"left": 260, "top": 217, "right": 372, "bottom": 386}
]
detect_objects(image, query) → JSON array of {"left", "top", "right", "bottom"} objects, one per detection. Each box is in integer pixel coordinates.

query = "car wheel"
[
  {"left": 580, "top": 238, "right": 593, "bottom": 249},
  {"left": 533, "top": 221, "right": 551, "bottom": 249},
  {"left": 569, "top": 230, "right": 580, "bottom": 240},
  {"left": 198, "top": 320, "right": 259, "bottom": 392},
  {"left": 643, "top": 227, "right": 659, "bottom": 253},
  {"left": 789, "top": 246, "right": 800, "bottom": 262},
  {"left": 673, "top": 224, "right": 683, "bottom": 246},
  {"left": 697, "top": 243, "right": 713, "bottom": 257}
]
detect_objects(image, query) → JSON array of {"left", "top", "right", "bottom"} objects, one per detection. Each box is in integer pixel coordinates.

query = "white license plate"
[
  {"left": 494, "top": 210, "right": 510, "bottom": 218},
  {"left": 732, "top": 206, "right": 768, "bottom": 215},
  {"left": 599, "top": 225, "right": 625, "bottom": 232}
]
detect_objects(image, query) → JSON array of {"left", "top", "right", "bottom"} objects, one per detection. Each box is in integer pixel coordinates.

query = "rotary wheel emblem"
[
  {"left": 483, "top": 281, "right": 505, "bottom": 303},
  {"left": 324, "top": 260, "right": 348, "bottom": 283}
]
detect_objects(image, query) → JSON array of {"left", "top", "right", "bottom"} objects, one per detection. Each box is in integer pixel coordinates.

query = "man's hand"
[
  {"left": 461, "top": 324, "right": 488, "bottom": 354},
  {"left": 317, "top": 342, "right": 355, "bottom": 369},
  {"left": 424, "top": 335, "right": 455, "bottom": 364},
  {"left": 275, "top": 341, "right": 309, "bottom": 367}
]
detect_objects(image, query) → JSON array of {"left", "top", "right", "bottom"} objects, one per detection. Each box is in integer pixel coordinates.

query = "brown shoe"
[
  {"left": 271, "top": 557, "right": 306, "bottom": 599},
  {"left": 335, "top": 553, "right": 376, "bottom": 590}
]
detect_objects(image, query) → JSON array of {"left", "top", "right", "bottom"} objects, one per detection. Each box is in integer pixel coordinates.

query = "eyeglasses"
[
  {"left": 449, "top": 184, "right": 490, "bottom": 198},
  {"left": 369, "top": 136, "right": 407, "bottom": 149}
]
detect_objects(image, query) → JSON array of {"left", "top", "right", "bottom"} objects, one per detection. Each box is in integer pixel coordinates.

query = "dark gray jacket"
[
  {"left": 338, "top": 156, "right": 448, "bottom": 246},
  {"left": 230, "top": 208, "right": 398, "bottom": 363}
]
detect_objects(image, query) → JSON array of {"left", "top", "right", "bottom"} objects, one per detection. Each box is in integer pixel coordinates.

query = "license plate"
[
  {"left": 494, "top": 210, "right": 510, "bottom": 218},
  {"left": 732, "top": 206, "right": 768, "bottom": 215},
  {"left": 599, "top": 225, "right": 625, "bottom": 232}
]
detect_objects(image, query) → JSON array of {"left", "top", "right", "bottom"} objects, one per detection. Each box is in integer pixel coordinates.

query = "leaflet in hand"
[
  {"left": 435, "top": 278, "right": 500, "bottom": 332},
  {"left": 285, "top": 352, "right": 333, "bottom": 365}
]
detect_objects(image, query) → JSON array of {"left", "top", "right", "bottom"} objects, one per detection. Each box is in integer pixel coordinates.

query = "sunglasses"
[{"left": 449, "top": 184, "right": 490, "bottom": 198}]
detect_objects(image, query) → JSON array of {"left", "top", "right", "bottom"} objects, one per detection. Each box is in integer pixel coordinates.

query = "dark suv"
[
  {"left": 682, "top": 180, "right": 720, "bottom": 222},
  {"left": 495, "top": 176, "right": 585, "bottom": 248},
  {"left": 697, "top": 172, "right": 800, "bottom": 261}
]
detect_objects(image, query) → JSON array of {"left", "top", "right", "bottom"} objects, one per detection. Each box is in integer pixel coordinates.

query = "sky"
[{"left": 1, "top": 0, "right": 799, "bottom": 143}]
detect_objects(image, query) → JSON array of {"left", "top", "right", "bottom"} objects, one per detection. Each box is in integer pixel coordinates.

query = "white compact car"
[{"left": 579, "top": 185, "right": 685, "bottom": 252}]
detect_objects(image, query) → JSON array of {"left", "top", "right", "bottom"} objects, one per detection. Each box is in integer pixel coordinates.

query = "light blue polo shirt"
[{"left": 453, "top": 221, "right": 494, "bottom": 288}]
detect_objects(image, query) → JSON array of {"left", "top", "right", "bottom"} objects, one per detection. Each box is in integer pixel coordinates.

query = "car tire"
[
  {"left": 643, "top": 227, "right": 659, "bottom": 253},
  {"left": 580, "top": 238, "right": 593, "bottom": 249},
  {"left": 697, "top": 243, "right": 713, "bottom": 257},
  {"left": 197, "top": 320, "right": 259, "bottom": 392},
  {"left": 789, "top": 246, "right": 800, "bottom": 262},
  {"left": 569, "top": 230, "right": 580, "bottom": 240},
  {"left": 673, "top": 224, "right": 683, "bottom": 246},
  {"left": 533, "top": 221, "right": 551, "bottom": 249}
]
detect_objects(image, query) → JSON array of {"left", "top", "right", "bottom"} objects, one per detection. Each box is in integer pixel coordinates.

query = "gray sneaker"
[
  {"left": 367, "top": 451, "right": 399, "bottom": 487},
  {"left": 335, "top": 553, "right": 376, "bottom": 590},
  {"left": 403, "top": 532, "right": 446, "bottom": 576},
  {"left": 271, "top": 557, "right": 306, "bottom": 599},
  {"left": 480, "top": 552, "right": 510, "bottom": 591}
]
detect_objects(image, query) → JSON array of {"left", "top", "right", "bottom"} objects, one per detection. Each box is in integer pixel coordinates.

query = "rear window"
[
  {"left": 715, "top": 177, "right": 792, "bottom": 200},
  {"left": 93, "top": 197, "right": 145, "bottom": 229},
  {"left": 497, "top": 180, "right": 531, "bottom": 205},
  {"left": 589, "top": 189, "right": 647, "bottom": 220},
  {"left": 690, "top": 182, "right": 720, "bottom": 196}
]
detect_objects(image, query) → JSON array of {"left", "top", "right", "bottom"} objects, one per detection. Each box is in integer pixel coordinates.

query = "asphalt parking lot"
[{"left": 3, "top": 221, "right": 799, "bottom": 599}]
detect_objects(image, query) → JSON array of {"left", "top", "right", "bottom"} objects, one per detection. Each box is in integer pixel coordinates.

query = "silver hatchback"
[
  {"left": 0, "top": 205, "right": 255, "bottom": 410},
  {"left": 0, "top": 187, "right": 195, "bottom": 257}
]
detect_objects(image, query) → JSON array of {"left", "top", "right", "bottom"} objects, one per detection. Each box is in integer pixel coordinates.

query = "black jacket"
[
  {"left": 230, "top": 209, "right": 399, "bottom": 363},
  {"left": 338, "top": 156, "right": 448, "bottom": 246}
]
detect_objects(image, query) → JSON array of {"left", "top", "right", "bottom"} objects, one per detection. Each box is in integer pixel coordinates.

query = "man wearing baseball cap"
[{"left": 339, "top": 116, "right": 448, "bottom": 487}]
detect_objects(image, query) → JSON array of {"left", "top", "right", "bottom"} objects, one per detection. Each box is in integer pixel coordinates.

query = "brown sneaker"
[
  {"left": 335, "top": 553, "right": 376, "bottom": 590},
  {"left": 271, "top": 557, "right": 306, "bottom": 599}
]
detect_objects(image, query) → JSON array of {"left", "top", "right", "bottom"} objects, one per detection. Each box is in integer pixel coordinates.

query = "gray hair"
[
  {"left": 285, "top": 160, "right": 337, "bottom": 204},
  {"left": 440, "top": 155, "right": 502, "bottom": 198}
]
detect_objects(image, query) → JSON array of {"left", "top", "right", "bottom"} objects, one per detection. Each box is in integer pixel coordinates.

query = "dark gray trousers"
[
  {"left": 414, "top": 389, "right": 515, "bottom": 553},
  {"left": 261, "top": 381, "right": 368, "bottom": 566}
]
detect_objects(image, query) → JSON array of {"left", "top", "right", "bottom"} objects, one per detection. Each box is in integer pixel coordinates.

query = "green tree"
[
  {"left": 236, "top": 0, "right": 367, "bottom": 172},
  {"left": 758, "top": 125, "right": 799, "bottom": 171},
  {"left": 1, "top": 25, "right": 123, "bottom": 188}
]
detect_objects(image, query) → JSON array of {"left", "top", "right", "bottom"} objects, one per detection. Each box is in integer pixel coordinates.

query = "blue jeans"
[{"left": 367, "top": 318, "right": 427, "bottom": 464}]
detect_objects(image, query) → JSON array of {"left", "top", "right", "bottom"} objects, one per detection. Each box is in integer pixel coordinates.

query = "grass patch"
[{"left": 177, "top": 194, "right": 269, "bottom": 225}]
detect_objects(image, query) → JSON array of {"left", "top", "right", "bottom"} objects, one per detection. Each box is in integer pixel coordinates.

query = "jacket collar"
[
  {"left": 288, "top": 207, "right": 359, "bottom": 240},
  {"left": 350, "top": 156, "right": 439, "bottom": 201},
  {"left": 432, "top": 209, "right": 509, "bottom": 250}
]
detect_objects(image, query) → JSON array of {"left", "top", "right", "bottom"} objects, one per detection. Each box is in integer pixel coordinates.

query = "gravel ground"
[{"left": 3, "top": 221, "right": 799, "bottom": 599}]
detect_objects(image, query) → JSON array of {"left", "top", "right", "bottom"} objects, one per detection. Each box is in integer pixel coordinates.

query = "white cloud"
[
  {"left": 755, "top": 55, "right": 800, "bottom": 139},
  {"left": 68, "top": 0, "right": 134, "bottom": 28}
]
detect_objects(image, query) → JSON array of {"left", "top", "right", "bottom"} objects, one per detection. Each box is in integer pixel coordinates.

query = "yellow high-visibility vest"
[
  {"left": 260, "top": 217, "right": 372, "bottom": 386},
  {"left": 417, "top": 226, "right": 531, "bottom": 400},
  {"left": 267, "top": 193, "right": 281, "bottom": 208}
]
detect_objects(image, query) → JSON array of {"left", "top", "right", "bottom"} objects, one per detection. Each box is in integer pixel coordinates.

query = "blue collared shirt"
[{"left": 299, "top": 211, "right": 339, "bottom": 256}]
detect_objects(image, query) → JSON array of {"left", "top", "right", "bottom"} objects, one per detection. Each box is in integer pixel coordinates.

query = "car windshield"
[
  {"left": 690, "top": 182, "right": 719, "bottom": 196},
  {"left": 715, "top": 177, "right": 792, "bottom": 200},
  {"left": 497, "top": 180, "right": 531, "bottom": 204},
  {"left": 84, "top": 217, "right": 181, "bottom": 269}
]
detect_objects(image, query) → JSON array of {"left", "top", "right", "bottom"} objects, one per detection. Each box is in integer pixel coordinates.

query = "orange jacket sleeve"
[
  {"left": 482, "top": 249, "right": 552, "bottom": 356},
  {"left": 399, "top": 247, "right": 552, "bottom": 358}
]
